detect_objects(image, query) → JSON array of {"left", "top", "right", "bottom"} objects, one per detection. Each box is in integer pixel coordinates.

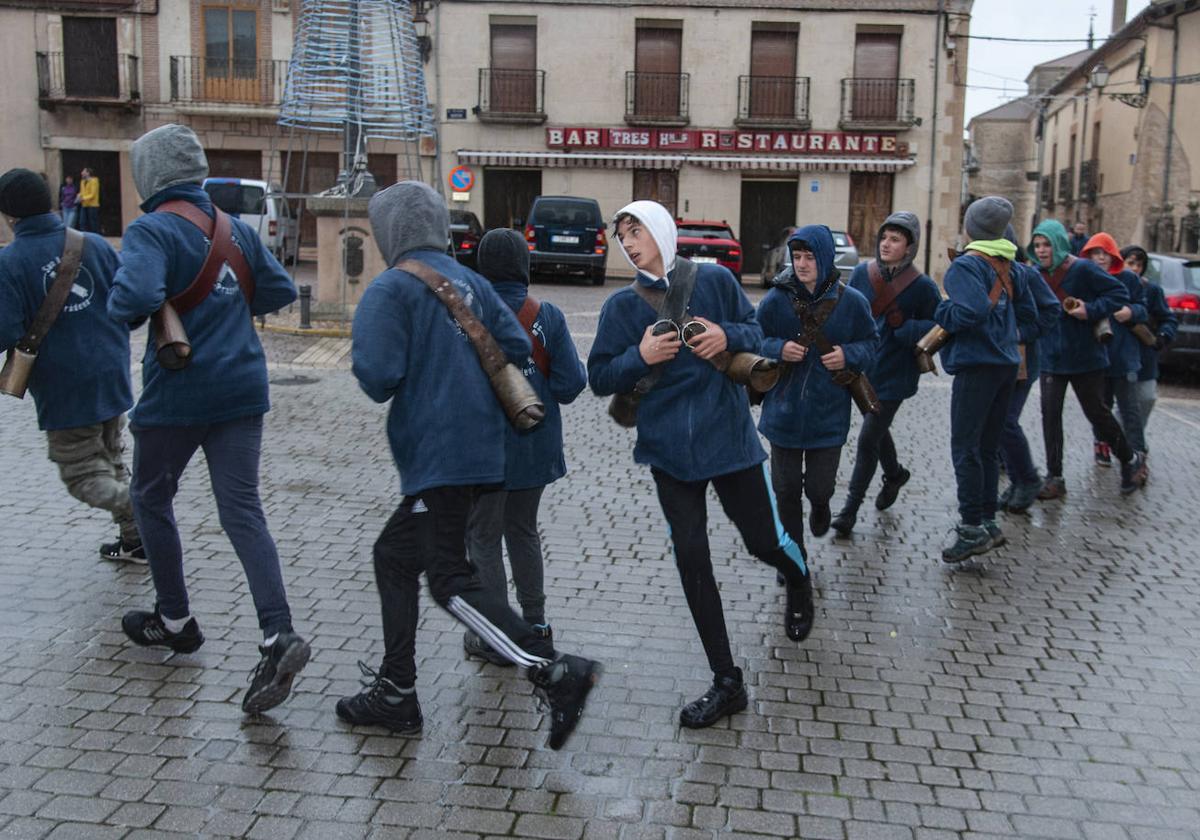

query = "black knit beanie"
[
  {"left": 0, "top": 168, "right": 53, "bottom": 219},
  {"left": 476, "top": 228, "right": 531, "bottom": 285}
]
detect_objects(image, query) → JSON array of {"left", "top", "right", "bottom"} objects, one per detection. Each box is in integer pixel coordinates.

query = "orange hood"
[{"left": 1082, "top": 232, "right": 1125, "bottom": 275}]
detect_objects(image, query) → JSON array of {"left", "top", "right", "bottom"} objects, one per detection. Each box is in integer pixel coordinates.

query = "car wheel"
[{"left": 591, "top": 270, "right": 606, "bottom": 286}]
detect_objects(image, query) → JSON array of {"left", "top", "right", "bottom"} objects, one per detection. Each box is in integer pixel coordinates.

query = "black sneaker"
[
  {"left": 983, "top": 519, "right": 1006, "bottom": 548},
  {"left": 941, "top": 524, "right": 991, "bottom": 564},
  {"left": 998, "top": 483, "right": 1015, "bottom": 509},
  {"left": 1037, "top": 475, "right": 1067, "bottom": 500},
  {"left": 809, "top": 502, "right": 832, "bottom": 538},
  {"left": 101, "top": 538, "right": 147, "bottom": 564},
  {"left": 336, "top": 662, "right": 423, "bottom": 734},
  {"left": 831, "top": 505, "right": 858, "bottom": 537},
  {"left": 1120, "top": 451, "right": 1146, "bottom": 495},
  {"left": 785, "top": 572, "right": 815, "bottom": 641},
  {"left": 1094, "top": 441, "right": 1113, "bottom": 467},
  {"left": 122, "top": 608, "right": 204, "bottom": 654},
  {"left": 1006, "top": 479, "right": 1041, "bottom": 513},
  {"left": 243, "top": 631, "right": 311, "bottom": 714},
  {"left": 532, "top": 624, "right": 554, "bottom": 644},
  {"left": 528, "top": 653, "right": 602, "bottom": 750},
  {"left": 875, "top": 467, "right": 911, "bottom": 511},
  {"left": 463, "top": 629, "right": 513, "bottom": 667},
  {"left": 679, "top": 670, "right": 748, "bottom": 729}
]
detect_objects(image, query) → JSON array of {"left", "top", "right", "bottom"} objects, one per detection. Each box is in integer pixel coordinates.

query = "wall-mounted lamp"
[
  {"left": 413, "top": 12, "right": 432, "bottom": 64},
  {"left": 1090, "top": 59, "right": 1149, "bottom": 108}
]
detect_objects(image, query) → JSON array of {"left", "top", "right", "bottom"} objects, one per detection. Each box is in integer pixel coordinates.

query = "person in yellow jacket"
[{"left": 78, "top": 168, "right": 100, "bottom": 233}]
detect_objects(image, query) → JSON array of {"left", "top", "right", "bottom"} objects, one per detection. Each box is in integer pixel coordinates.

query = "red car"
[{"left": 675, "top": 219, "right": 743, "bottom": 280}]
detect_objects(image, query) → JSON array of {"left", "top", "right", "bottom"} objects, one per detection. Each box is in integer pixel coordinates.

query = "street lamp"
[
  {"left": 1090, "top": 62, "right": 1111, "bottom": 90},
  {"left": 1090, "top": 58, "right": 1149, "bottom": 109}
]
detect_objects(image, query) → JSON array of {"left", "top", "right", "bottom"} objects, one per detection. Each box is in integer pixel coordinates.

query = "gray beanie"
[
  {"left": 964, "top": 195, "right": 1013, "bottom": 242},
  {"left": 368, "top": 180, "right": 450, "bottom": 265},
  {"left": 130, "top": 124, "right": 209, "bottom": 201}
]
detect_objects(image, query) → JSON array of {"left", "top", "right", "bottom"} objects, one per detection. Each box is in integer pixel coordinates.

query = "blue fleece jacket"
[
  {"left": 757, "top": 226, "right": 879, "bottom": 450},
  {"left": 934, "top": 253, "right": 1033, "bottom": 373},
  {"left": 0, "top": 214, "right": 132, "bottom": 430},
  {"left": 107, "top": 184, "right": 296, "bottom": 428},
  {"left": 1105, "top": 269, "right": 1148, "bottom": 378},
  {"left": 1139, "top": 279, "right": 1178, "bottom": 382},
  {"left": 848, "top": 262, "right": 941, "bottom": 402},
  {"left": 352, "top": 250, "right": 532, "bottom": 496},
  {"left": 588, "top": 262, "right": 765, "bottom": 482},
  {"left": 1013, "top": 261, "right": 1062, "bottom": 381},
  {"left": 492, "top": 280, "right": 587, "bottom": 490}
]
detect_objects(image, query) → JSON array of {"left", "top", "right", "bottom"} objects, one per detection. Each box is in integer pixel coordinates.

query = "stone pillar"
[{"left": 307, "top": 195, "right": 388, "bottom": 319}]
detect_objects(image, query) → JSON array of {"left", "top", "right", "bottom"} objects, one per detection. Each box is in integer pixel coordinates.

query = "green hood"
[{"left": 1029, "top": 219, "right": 1072, "bottom": 272}]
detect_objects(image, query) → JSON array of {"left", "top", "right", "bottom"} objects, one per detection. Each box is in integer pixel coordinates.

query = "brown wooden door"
[
  {"left": 635, "top": 27, "right": 681, "bottom": 117},
  {"left": 848, "top": 173, "right": 894, "bottom": 253},
  {"left": 62, "top": 17, "right": 118, "bottom": 98},
  {"left": 204, "top": 6, "right": 260, "bottom": 103},
  {"left": 285, "top": 151, "right": 339, "bottom": 247},
  {"left": 632, "top": 170, "right": 678, "bottom": 218},
  {"left": 484, "top": 168, "right": 543, "bottom": 230},
  {"left": 490, "top": 24, "right": 536, "bottom": 112},
  {"left": 852, "top": 33, "right": 900, "bottom": 120},
  {"left": 749, "top": 30, "right": 797, "bottom": 119},
  {"left": 739, "top": 179, "right": 797, "bottom": 275}
]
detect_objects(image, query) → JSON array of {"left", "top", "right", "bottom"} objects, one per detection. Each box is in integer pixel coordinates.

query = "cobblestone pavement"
[{"left": 2, "top": 280, "right": 1200, "bottom": 840}]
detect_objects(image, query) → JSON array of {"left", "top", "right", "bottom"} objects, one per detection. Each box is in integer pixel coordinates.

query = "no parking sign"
[{"left": 448, "top": 166, "right": 475, "bottom": 193}]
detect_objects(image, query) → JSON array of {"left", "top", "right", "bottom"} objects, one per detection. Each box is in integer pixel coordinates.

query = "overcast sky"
[{"left": 963, "top": 0, "right": 1151, "bottom": 124}]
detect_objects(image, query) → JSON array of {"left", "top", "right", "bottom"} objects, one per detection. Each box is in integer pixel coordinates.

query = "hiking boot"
[
  {"left": 875, "top": 467, "right": 911, "bottom": 511},
  {"left": 809, "top": 502, "right": 832, "bottom": 538},
  {"left": 528, "top": 654, "right": 602, "bottom": 750},
  {"left": 1005, "top": 479, "right": 1041, "bottom": 513},
  {"left": 1037, "top": 476, "right": 1067, "bottom": 500},
  {"left": 1094, "top": 440, "right": 1113, "bottom": 467},
  {"left": 101, "top": 538, "right": 147, "bottom": 564},
  {"left": 336, "top": 662, "right": 423, "bottom": 734},
  {"left": 463, "top": 629, "right": 512, "bottom": 667},
  {"left": 679, "top": 670, "right": 748, "bottom": 729},
  {"left": 243, "top": 631, "right": 311, "bottom": 714},
  {"left": 121, "top": 608, "right": 204, "bottom": 654},
  {"left": 941, "top": 524, "right": 991, "bottom": 565},
  {"left": 784, "top": 572, "right": 815, "bottom": 642},
  {"left": 998, "top": 483, "right": 1015, "bottom": 509},
  {"left": 983, "top": 519, "right": 1006, "bottom": 548},
  {"left": 831, "top": 504, "right": 858, "bottom": 537},
  {"left": 1120, "top": 451, "right": 1147, "bottom": 495}
]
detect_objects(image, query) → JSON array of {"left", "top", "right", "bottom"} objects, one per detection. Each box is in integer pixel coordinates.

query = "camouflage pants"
[{"left": 46, "top": 415, "right": 139, "bottom": 543}]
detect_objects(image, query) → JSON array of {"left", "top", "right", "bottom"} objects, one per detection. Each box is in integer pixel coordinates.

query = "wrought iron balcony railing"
[
  {"left": 476, "top": 68, "right": 546, "bottom": 123},
  {"left": 1058, "top": 167, "right": 1074, "bottom": 204},
  {"left": 36, "top": 51, "right": 140, "bottom": 108},
  {"left": 625, "top": 71, "right": 690, "bottom": 125},
  {"left": 169, "top": 56, "right": 289, "bottom": 107},
  {"left": 1079, "top": 158, "right": 1099, "bottom": 204},
  {"left": 839, "top": 78, "right": 916, "bottom": 128},
  {"left": 736, "top": 75, "right": 811, "bottom": 127}
]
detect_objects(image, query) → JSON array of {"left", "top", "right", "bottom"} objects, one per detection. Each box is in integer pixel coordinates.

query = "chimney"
[{"left": 1112, "top": 0, "right": 1127, "bottom": 34}]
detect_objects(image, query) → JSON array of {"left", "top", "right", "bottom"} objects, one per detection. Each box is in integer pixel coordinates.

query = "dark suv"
[{"left": 523, "top": 196, "right": 608, "bottom": 285}]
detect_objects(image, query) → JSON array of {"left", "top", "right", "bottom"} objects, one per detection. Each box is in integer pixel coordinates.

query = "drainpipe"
[
  {"left": 924, "top": 0, "right": 944, "bottom": 275},
  {"left": 1160, "top": 15, "right": 1179, "bottom": 209}
]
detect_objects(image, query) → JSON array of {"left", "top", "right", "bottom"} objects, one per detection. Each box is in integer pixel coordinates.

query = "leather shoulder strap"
[
  {"left": 516, "top": 294, "right": 550, "bottom": 378},
  {"left": 963, "top": 250, "right": 1014, "bottom": 308},
  {"left": 155, "top": 201, "right": 255, "bottom": 316},
  {"left": 1043, "top": 255, "right": 1076, "bottom": 303},
  {"left": 16, "top": 228, "right": 86, "bottom": 353},
  {"left": 791, "top": 282, "right": 844, "bottom": 356},
  {"left": 629, "top": 259, "right": 700, "bottom": 395},
  {"left": 867, "top": 260, "right": 920, "bottom": 320}
]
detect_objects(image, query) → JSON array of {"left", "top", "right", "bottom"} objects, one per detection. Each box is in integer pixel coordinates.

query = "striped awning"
[{"left": 456, "top": 149, "right": 914, "bottom": 173}]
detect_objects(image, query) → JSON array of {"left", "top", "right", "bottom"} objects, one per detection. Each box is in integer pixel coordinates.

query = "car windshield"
[
  {"left": 533, "top": 200, "right": 599, "bottom": 226},
  {"left": 678, "top": 225, "right": 734, "bottom": 239},
  {"left": 831, "top": 232, "right": 850, "bottom": 247},
  {"left": 1147, "top": 257, "right": 1186, "bottom": 292},
  {"left": 204, "top": 183, "right": 265, "bottom": 216}
]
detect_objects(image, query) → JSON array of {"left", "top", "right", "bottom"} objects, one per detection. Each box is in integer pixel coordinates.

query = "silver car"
[{"left": 760, "top": 227, "right": 860, "bottom": 288}]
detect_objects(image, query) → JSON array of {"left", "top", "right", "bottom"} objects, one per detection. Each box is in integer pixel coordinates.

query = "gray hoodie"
[
  {"left": 875, "top": 211, "right": 921, "bottom": 279},
  {"left": 368, "top": 180, "right": 449, "bottom": 266},
  {"left": 130, "top": 124, "right": 209, "bottom": 202}
]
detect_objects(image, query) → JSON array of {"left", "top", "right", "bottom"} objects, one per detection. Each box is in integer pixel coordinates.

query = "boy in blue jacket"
[
  {"left": 108, "top": 125, "right": 309, "bottom": 715},
  {"left": 344, "top": 182, "right": 599, "bottom": 751},
  {"left": 1027, "top": 220, "right": 1140, "bottom": 498},
  {"left": 1120, "top": 245, "right": 1178, "bottom": 441},
  {"left": 757, "top": 225, "right": 877, "bottom": 546},
  {"left": 461, "top": 228, "right": 588, "bottom": 666},
  {"left": 0, "top": 168, "right": 141, "bottom": 561},
  {"left": 834, "top": 212, "right": 941, "bottom": 536},
  {"left": 588, "top": 200, "right": 813, "bottom": 731},
  {"left": 934, "top": 196, "right": 1036, "bottom": 563}
]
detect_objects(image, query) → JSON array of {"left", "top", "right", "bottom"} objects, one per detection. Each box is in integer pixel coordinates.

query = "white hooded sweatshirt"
[{"left": 611, "top": 200, "right": 678, "bottom": 284}]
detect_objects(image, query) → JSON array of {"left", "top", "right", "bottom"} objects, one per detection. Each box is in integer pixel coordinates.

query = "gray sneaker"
[
  {"left": 941, "top": 524, "right": 991, "bottom": 565},
  {"left": 983, "top": 519, "right": 1006, "bottom": 548}
]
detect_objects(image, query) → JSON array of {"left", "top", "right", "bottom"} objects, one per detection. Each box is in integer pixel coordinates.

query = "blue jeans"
[
  {"left": 951, "top": 365, "right": 1018, "bottom": 526},
  {"left": 129, "top": 415, "right": 292, "bottom": 636},
  {"left": 61, "top": 207, "right": 77, "bottom": 229},
  {"left": 999, "top": 372, "right": 1038, "bottom": 486},
  {"left": 1104, "top": 374, "right": 1147, "bottom": 454}
]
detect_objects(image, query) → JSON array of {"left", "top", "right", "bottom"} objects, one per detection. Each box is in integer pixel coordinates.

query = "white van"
[{"left": 201, "top": 178, "right": 297, "bottom": 262}]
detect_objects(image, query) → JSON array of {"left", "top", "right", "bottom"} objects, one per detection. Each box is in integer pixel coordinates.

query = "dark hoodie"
[
  {"left": 1027, "top": 220, "right": 1129, "bottom": 375},
  {"left": 757, "top": 225, "right": 878, "bottom": 450},
  {"left": 848, "top": 211, "right": 942, "bottom": 401},
  {"left": 351, "top": 181, "right": 532, "bottom": 495},
  {"left": 1081, "top": 233, "right": 1147, "bottom": 378},
  {"left": 475, "top": 229, "right": 586, "bottom": 490},
  {"left": 1122, "top": 246, "right": 1178, "bottom": 382}
]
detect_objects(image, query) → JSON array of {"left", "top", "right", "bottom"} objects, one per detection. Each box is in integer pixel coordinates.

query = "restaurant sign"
[{"left": 546, "top": 127, "right": 905, "bottom": 155}]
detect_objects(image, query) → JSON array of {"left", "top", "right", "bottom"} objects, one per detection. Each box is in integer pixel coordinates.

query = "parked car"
[
  {"left": 449, "top": 209, "right": 485, "bottom": 270},
  {"left": 760, "top": 226, "right": 860, "bottom": 288},
  {"left": 1145, "top": 252, "right": 1200, "bottom": 368},
  {"left": 675, "top": 219, "right": 743, "bottom": 280},
  {"left": 523, "top": 196, "right": 608, "bottom": 285},
  {"left": 201, "top": 178, "right": 296, "bottom": 262}
]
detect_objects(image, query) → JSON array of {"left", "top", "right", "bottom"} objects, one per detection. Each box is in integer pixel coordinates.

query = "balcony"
[
  {"left": 1041, "top": 174, "right": 1054, "bottom": 209},
  {"left": 839, "top": 78, "right": 917, "bottom": 130},
  {"left": 1058, "top": 167, "right": 1074, "bottom": 205},
  {"left": 169, "top": 56, "right": 288, "bottom": 117},
  {"left": 735, "top": 75, "right": 811, "bottom": 129},
  {"left": 36, "top": 52, "right": 140, "bottom": 112},
  {"left": 476, "top": 68, "right": 546, "bottom": 124},
  {"left": 1079, "top": 158, "right": 1099, "bottom": 204},
  {"left": 625, "top": 71, "right": 689, "bottom": 126}
]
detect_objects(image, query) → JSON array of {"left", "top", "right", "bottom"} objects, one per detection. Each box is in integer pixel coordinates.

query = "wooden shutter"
[
  {"left": 852, "top": 33, "right": 900, "bottom": 120},
  {"left": 749, "top": 29, "right": 797, "bottom": 119},
  {"left": 632, "top": 170, "right": 678, "bottom": 217},
  {"left": 635, "top": 27, "right": 682, "bottom": 117},
  {"left": 63, "top": 17, "right": 118, "bottom": 98},
  {"left": 490, "top": 24, "right": 536, "bottom": 112}
]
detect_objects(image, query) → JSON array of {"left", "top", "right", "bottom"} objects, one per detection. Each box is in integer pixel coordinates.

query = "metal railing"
[
  {"left": 36, "top": 52, "right": 140, "bottom": 103},
  {"left": 1058, "top": 167, "right": 1074, "bottom": 204},
  {"left": 1041, "top": 174, "right": 1055, "bottom": 209},
  {"left": 839, "top": 78, "right": 916, "bottom": 126},
  {"left": 625, "top": 71, "right": 690, "bottom": 122},
  {"left": 1079, "top": 158, "right": 1099, "bottom": 203},
  {"left": 477, "top": 68, "right": 545, "bottom": 117},
  {"left": 169, "top": 56, "right": 289, "bottom": 106},
  {"left": 736, "top": 75, "right": 810, "bottom": 124}
]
